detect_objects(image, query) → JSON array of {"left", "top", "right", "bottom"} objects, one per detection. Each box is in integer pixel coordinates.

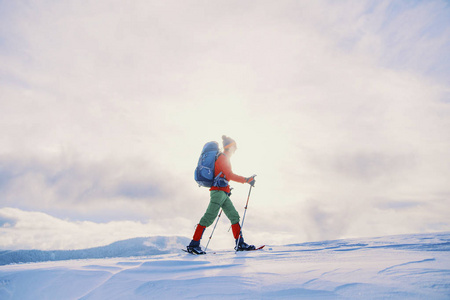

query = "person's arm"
[{"left": 220, "top": 155, "right": 246, "bottom": 184}]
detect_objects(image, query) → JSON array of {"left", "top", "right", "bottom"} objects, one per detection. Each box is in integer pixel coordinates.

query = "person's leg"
[
  {"left": 222, "top": 196, "right": 255, "bottom": 250},
  {"left": 198, "top": 191, "right": 226, "bottom": 227},
  {"left": 188, "top": 191, "right": 227, "bottom": 253},
  {"left": 190, "top": 224, "right": 206, "bottom": 245},
  {"left": 221, "top": 196, "right": 240, "bottom": 226}
]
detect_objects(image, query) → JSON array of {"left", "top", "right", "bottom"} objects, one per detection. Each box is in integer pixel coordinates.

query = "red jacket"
[{"left": 210, "top": 152, "right": 246, "bottom": 194}]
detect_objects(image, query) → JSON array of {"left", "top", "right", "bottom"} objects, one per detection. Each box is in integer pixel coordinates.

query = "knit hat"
[{"left": 222, "top": 135, "right": 237, "bottom": 150}]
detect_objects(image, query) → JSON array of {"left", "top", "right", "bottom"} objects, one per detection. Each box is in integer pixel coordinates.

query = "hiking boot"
[
  {"left": 186, "top": 245, "right": 206, "bottom": 255},
  {"left": 235, "top": 241, "right": 256, "bottom": 251},
  {"left": 187, "top": 239, "right": 206, "bottom": 255}
]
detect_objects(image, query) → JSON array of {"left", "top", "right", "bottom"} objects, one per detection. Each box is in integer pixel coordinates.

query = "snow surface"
[
  {"left": 0, "top": 232, "right": 449, "bottom": 299},
  {"left": 0, "top": 236, "right": 190, "bottom": 266}
]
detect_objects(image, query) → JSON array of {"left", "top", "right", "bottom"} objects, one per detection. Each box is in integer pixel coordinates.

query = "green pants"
[{"left": 199, "top": 190, "right": 240, "bottom": 227}]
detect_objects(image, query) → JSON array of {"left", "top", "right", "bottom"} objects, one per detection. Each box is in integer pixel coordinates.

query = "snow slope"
[
  {"left": 0, "top": 236, "right": 190, "bottom": 266},
  {"left": 0, "top": 232, "right": 449, "bottom": 299}
]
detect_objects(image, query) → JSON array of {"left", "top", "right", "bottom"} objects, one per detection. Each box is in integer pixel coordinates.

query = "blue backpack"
[{"left": 194, "top": 141, "right": 228, "bottom": 188}]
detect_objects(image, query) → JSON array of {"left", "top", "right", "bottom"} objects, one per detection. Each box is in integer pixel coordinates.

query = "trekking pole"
[
  {"left": 235, "top": 179, "right": 255, "bottom": 251},
  {"left": 204, "top": 209, "right": 222, "bottom": 252}
]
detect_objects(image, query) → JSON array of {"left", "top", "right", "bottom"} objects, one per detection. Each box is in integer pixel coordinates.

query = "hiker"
[{"left": 187, "top": 135, "right": 256, "bottom": 254}]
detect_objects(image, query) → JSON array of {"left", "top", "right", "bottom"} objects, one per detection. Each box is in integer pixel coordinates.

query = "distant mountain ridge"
[{"left": 0, "top": 236, "right": 190, "bottom": 266}]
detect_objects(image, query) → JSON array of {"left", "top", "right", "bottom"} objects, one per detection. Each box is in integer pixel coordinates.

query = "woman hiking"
[{"left": 187, "top": 135, "right": 256, "bottom": 254}]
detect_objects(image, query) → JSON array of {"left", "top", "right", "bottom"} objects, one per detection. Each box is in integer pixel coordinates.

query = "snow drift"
[{"left": 0, "top": 232, "right": 449, "bottom": 299}]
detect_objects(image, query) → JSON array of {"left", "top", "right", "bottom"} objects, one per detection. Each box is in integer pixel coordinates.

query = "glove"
[{"left": 245, "top": 175, "right": 256, "bottom": 187}]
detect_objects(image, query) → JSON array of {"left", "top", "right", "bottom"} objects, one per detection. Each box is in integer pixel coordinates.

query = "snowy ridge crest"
[{"left": 0, "top": 236, "right": 190, "bottom": 266}]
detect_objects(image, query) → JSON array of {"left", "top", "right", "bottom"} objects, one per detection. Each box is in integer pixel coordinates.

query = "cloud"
[
  {"left": 0, "top": 207, "right": 187, "bottom": 250},
  {"left": 0, "top": 153, "right": 205, "bottom": 223},
  {"left": 0, "top": 216, "right": 16, "bottom": 228},
  {"left": 0, "top": 0, "right": 449, "bottom": 247}
]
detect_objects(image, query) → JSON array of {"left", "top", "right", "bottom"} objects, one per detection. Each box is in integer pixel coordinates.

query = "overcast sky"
[{"left": 1, "top": 0, "right": 450, "bottom": 250}]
